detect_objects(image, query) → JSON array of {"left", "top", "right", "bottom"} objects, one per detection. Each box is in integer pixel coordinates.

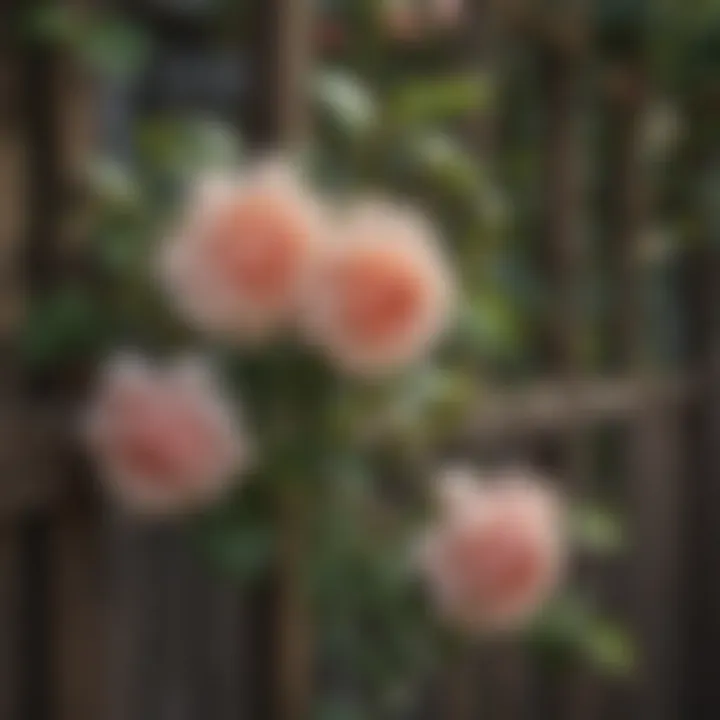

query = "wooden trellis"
[{"left": 1, "top": 1, "right": 719, "bottom": 719}]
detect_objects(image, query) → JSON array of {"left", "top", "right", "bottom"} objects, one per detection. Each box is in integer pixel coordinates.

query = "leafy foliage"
[
  {"left": 20, "top": 1, "right": 677, "bottom": 716},
  {"left": 531, "top": 594, "right": 634, "bottom": 677},
  {"left": 29, "top": 5, "right": 151, "bottom": 79}
]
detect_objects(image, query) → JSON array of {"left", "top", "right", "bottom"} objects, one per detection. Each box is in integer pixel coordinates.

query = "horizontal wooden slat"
[
  {"left": 0, "top": 374, "right": 697, "bottom": 515},
  {"left": 465, "top": 375, "right": 693, "bottom": 439}
]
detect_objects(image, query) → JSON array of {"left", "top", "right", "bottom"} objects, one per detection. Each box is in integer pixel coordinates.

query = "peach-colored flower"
[
  {"left": 419, "top": 467, "right": 565, "bottom": 633},
  {"left": 383, "top": 0, "right": 425, "bottom": 41},
  {"left": 383, "top": 0, "right": 463, "bottom": 39},
  {"left": 316, "top": 18, "right": 348, "bottom": 53},
  {"left": 85, "top": 353, "right": 251, "bottom": 515},
  {"left": 160, "top": 159, "right": 322, "bottom": 341},
  {"left": 303, "top": 201, "right": 454, "bottom": 376},
  {"left": 432, "top": 0, "right": 463, "bottom": 26}
]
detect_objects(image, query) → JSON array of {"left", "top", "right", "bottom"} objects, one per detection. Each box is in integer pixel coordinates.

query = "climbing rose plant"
[
  {"left": 71, "top": 147, "right": 630, "bottom": 717},
  {"left": 24, "top": 6, "right": 632, "bottom": 716}
]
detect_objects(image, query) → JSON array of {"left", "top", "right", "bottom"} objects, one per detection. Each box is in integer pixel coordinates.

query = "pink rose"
[
  {"left": 383, "top": 0, "right": 425, "bottom": 41},
  {"left": 432, "top": 0, "right": 463, "bottom": 26},
  {"left": 383, "top": 0, "right": 463, "bottom": 40},
  {"left": 316, "top": 18, "right": 348, "bottom": 53},
  {"left": 160, "top": 159, "right": 322, "bottom": 341},
  {"left": 419, "top": 467, "right": 566, "bottom": 633},
  {"left": 85, "top": 354, "right": 251, "bottom": 515},
  {"left": 303, "top": 202, "right": 454, "bottom": 376}
]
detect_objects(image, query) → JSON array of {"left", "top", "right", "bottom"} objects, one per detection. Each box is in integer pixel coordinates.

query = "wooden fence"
[{"left": 1, "top": 1, "right": 719, "bottom": 718}]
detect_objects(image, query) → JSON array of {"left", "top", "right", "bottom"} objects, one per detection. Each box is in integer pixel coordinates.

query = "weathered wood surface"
[
  {"left": 0, "top": 2, "right": 714, "bottom": 720},
  {"left": 246, "top": 3, "right": 316, "bottom": 719},
  {"left": 604, "top": 54, "right": 681, "bottom": 720},
  {"left": 680, "top": 219, "right": 720, "bottom": 719},
  {"left": 51, "top": 494, "right": 108, "bottom": 720},
  {"left": 0, "top": 373, "right": 693, "bottom": 515},
  {"left": 0, "top": 526, "right": 22, "bottom": 719},
  {"left": 464, "top": 375, "right": 692, "bottom": 440}
]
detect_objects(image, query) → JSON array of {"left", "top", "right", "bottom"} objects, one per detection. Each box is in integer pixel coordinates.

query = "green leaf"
[
  {"left": 340, "top": 365, "right": 475, "bottom": 448},
  {"left": 404, "top": 132, "right": 479, "bottom": 192},
  {"left": 180, "top": 120, "right": 244, "bottom": 171},
  {"left": 95, "top": 221, "right": 151, "bottom": 276},
  {"left": 571, "top": 505, "right": 627, "bottom": 555},
  {"left": 191, "top": 491, "right": 275, "bottom": 580},
  {"left": 388, "top": 74, "right": 492, "bottom": 127},
  {"left": 456, "top": 294, "right": 523, "bottom": 360},
  {"left": 28, "top": 7, "right": 150, "bottom": 79},
  {"left": 138, "top": 119, "right": 244, "bottom": 178},
  {"left": 395, "top": 366, "right": 476, "bottom": 439},
  {"left": 399, "top": 132, "right": 498, "bottom": 212},
  {"left": 27, "top": 5, "right": 82, "bottom": 43},
  {"left": 582, "top": 620, "right": 636, "bottom": 677},
  {"left": 530, "top": 595, "right": 634, "bottom": 677},
  {"left": 315, "top": 700, "right": 366, "bottom": 720},
  {"left": 314, "top": 70, "right": 379, "bottom": 137},
  {"left": 20, "top": 286, "right": 110, "bottom": 370},
  {"left": 530, "top": 594, "right": 595, "bottom": 659},
  {"left": 86, "top": 158, "right": 142, "bottom": 212},
  {"left": 76, "top": 19, "right": 150, "bottom": 79}
]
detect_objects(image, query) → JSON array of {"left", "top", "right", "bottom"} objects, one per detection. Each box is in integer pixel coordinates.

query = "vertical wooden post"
[
  {"left": 105, "top": 517, "right": 145, "bottom": 720},
  {"left": 537, "top": 11, "right": 589, "bottom": 384},
  {"left": 245, "top": 0, "right": 313, "bottom": 149},
  {"left": 462, "top": 0, "right": 506, "bottom": 158},
  {"left": 681, "top": 247, "right": 720, "bottom": 720},
  {"left": 536, "top": 9, "right": 599, "bottom": 720},
  {"left": 679, "top": 103, "right": 720, "bottom": 719},
  {"left": 475, "top": 642, "right": 532, "bottom": 720},
  {"left": 1, "top": 0, "right": 30, "bottom": 715},
  {"left": 246, "top": 2, "right": 314, "bottom": 719},
  {"left": 201, "top": 567, "right": 250, "bottom": 720},
  {"left": 537, "top": 21, "right": 591, "bottom": 490},
  {"left": 51, "top": 492, "right": 107, "bottom": 720},
  {"left": 20, "top": 0, "right": 108, "bottom": 718},
  {"left": 0, "top": 529, "right": 21, "bottom": 720},
  {"left": 275, "top": 493, "right": 314, "bottom": 720},
  {"left": 449, "top": 4, "right": 533, "bottom": 720},
  {"left": 605, "top": 58, "right": 680, "bottom": 720},
  {"left": 443, "top": 646, "right": 476, "bottom": 720}
]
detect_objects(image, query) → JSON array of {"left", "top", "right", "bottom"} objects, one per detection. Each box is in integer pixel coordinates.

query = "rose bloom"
[
  {"left": 418, "top": 467, "right": 566, "bottom": 633},
  {"left": 85, "top": 354, "right": 251, "bottom": 516},
  {"left": 383, "top": 0, "right": 463, "bottom": 40},
  {"left": 303, "top": 201, "right": 455, "bottom": 376},
  {"left": 432, "top": 0, "right": 463, "bottom": 25},
  {"left": 383, "top": 0, "right": 425, "bottom": 41},
  {"left": 316, "top": 18, "right": 348, "bottom": 53},
  {"left": 159, "top": 159, "right": 322, "bottom": 341}
]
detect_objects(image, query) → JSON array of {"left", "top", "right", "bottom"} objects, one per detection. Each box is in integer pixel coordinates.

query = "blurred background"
[{"left": 1, "top": 0, "right": 720, "bottom": 718}]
